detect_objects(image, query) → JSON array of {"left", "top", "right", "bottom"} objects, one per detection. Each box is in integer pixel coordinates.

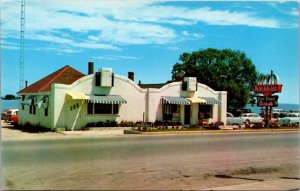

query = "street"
[{"left": 2, "top": 132, "right": 300, "bottom": 190}]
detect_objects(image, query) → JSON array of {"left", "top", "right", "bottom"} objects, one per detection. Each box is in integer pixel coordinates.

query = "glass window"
[
  {"left": 87, "top": 103, "right": 120, "bottom": 115},
  {"left": 45, "top": 108, "right": 48, "bottom": 116},
  {"left": 33, "top": 105, "right": 36, "bottom": 115},
  {"left": 94, "top": 103, "right": 112, "bottom": 114},
  {"left": 199, "top": 105, "right": 212, "bottom": 119},
  {"left": 87, "top": 103, "right": 93, "bottom": 114},
  {"left": 113, "top": 104, "right": 119, "bottom": 114},
  {"left": 163, "top": 104, "right": 179, "bottom": 121},
  {"left": 182, "top": 82, "right": 187, "bottom": 91}
]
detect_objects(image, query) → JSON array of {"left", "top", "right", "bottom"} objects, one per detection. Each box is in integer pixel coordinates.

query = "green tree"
[
  {"left": 172, "top": 48, "right": 258, "bottom": 109},
  {"left": 2, "top": 94, "right": 17, "bottom": 100}
]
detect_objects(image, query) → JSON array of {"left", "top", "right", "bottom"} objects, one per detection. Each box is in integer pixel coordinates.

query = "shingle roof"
[{"left": 18, "top": 65, "right": 85, "bottom": 93}]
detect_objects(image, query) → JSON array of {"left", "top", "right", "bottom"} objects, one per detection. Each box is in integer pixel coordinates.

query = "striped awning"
[
  {"left": 162, "top": 96, "right": 190, "bottom": 105},
  {"left": 186, "top": 97, "right": 207, "bottom": 104},
  {"left": 86, "top": 95, "right": 127, "bottom": 104},
  {"left": 199, "top": 97, "right": 221, "bottom": 105},
  {"left": 22, "top": 95, "right": 36, "bottom": 105},
  {"left": 36, "top": 95, "right": 49, "bottom": 108}
]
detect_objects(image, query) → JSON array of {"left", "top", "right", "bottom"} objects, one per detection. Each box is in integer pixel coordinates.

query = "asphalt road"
[{"left": 2, "top": 132, "right": 300, "bottom": 190}]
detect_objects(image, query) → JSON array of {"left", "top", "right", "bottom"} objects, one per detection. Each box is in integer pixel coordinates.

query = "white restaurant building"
[{"left": 17, "top": 62, "right": 227, "bottom": 131}]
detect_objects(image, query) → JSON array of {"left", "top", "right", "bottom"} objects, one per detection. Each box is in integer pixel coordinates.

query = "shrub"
[
  {"left": 85, "top": 120, "right": 119, "bottom": 127},
  {"left": 119, "top": 120, "right": 135, "bottom": 127},
  {"left": 15, "top": 122, "right": 51, "bottom": 133}
]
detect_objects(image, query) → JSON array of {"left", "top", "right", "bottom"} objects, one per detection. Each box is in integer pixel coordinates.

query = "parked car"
[
  {"left": 11, "top": 114, "right": 19, "bottom": 125},
  {"left": 240, "top": 113, "right": 263, "bottom": 127},
  {"left": 227, "top": 108, "right": 252, "bottom": 117},
  {"left": 4, "top": 109, "right": 19, "bottom": 124},
  {"left": 1, "top": 108, "right": 12, "bottom": 120},
  {"left": 226, "top": 112, "right": 244, "bottom": 126},
  {"left": 277, "top": 113, "right": 299, "bottom": 127}
]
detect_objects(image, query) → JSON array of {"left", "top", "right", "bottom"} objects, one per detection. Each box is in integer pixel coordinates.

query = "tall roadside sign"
[{"left": 254, "top": 71, "right": 283, "bottom": 127}]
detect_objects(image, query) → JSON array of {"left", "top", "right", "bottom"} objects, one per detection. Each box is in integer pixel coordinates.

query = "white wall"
[
  {"left": 146, "top": 82, "right": 227, "bottom": 125},
  {"left": 52, "top": 74, "right": 147, "bottom": 130},
  {"left": 18, "top": 93, "right": 52, "bottom": 129},
  {"left": 18, "top": 70, "right": 227, "bottom": 130}
]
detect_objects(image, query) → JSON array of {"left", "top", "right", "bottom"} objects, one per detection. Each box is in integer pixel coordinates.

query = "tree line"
[{"left": 1, "top": 94, "right": 18, "bottom": 100}]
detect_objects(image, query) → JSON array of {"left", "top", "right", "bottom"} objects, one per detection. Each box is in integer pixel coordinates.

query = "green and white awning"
[
  {"left": 162, "top": 96, "right": 190, "bottom": 105},
  {"left": 22, "top": 95, "right": 36, "bottom": 105},
  {"left": 199, "top": 97, "right": 221, "bottom": 105},
  {"left": 36, "top": 95, "right": 49, "bottom": 108},
  {"left": 86, "top": 95, "right": 127, "bottom": 104}
]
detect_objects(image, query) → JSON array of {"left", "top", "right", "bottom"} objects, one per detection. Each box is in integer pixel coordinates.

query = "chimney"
[
  {"left": 88, "top": 62, "right": 94, "bottom": 74},
  {"left": 128, "top": 72, "right": 134, "bottom": 81},
  {"left": 25, "top": 80, "right": 28, "bottom": 88}
]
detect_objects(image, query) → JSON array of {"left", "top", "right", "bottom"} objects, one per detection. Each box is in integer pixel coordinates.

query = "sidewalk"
[
  {"left": 196, "top": 178, "right": 300, "bottom": 190},
  {"left": 60, "top": 128, "right": 127, "bottom": 136}
]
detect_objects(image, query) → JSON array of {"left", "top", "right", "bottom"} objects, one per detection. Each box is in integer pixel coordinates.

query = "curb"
[{"left": 140, "top": 128, "right": 299, "bottom": 135}]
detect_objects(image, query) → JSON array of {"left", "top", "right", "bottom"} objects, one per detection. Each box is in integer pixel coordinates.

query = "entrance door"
[{"left": 184, "top": 105, "right": 191, "bottom": 124}]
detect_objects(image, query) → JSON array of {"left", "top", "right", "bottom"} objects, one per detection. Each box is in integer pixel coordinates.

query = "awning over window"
[
  {"left": 200, "top": 97, "right": 222, "bottom": 105},
  {"left": 186, "top": 97, "right": 207, "bottom": 104},
  {"left": 162, "top": 96, "right": 190, "bottom": 105},
  {"left": 66, "top": 92, "right": 89, "bottom": 100},
  {"left": 36, "top": 95, "right": 49, "bottom": 108},
  {"left": 22, "top": 95, "right": 36, "bottom": 105},
  {"left": 86, "top": 95, "right": 127, "bottom": 104}
]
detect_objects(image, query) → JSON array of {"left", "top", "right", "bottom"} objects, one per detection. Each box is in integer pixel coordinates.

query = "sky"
[{"left": 1, "top": 0, "right": 299, "bottom": 104}]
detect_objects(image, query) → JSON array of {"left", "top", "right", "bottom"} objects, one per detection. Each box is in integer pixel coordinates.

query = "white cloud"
[
  {"left": 1, "top": 0, "right": 293, "bottom": 52},
  {"left": 93, "top": 55, "right": 140, "bottom": 61},
  {"left": 33, "top": 47, "right": 82, "bottom": 54},
  {"left": 181, "top": 31, "right": 205, "bottom": 40},
  {"left": 290, "top": 8, "right": 299, "bottom": 16},
  {"left": 182, "top": 31, "right": 189, "bottom": 36}
]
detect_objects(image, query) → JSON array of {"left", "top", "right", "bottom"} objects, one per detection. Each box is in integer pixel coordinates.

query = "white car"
[
  {"left": 226, "top": 112, "right": 244, "bottom": 125},
  {"left": 240, "top": 113, "right": 263, "bottom": 126},
  {"left": 278, "top": 113, "right": 299, "bottom": 126}
]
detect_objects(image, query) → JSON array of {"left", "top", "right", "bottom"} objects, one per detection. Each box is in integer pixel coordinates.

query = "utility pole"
[{"left": 19, "top": 0, "right": 25, "bottom": 90}]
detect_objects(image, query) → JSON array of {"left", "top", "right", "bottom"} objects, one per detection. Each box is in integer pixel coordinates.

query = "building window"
[
  {"left": 182, "top": 82, "right": 187, "bottom": 91},
  {"left": 163, "top": 104, "right": 179, "bottom": 121},
  {"left": 45, "top": 108, "right": 48, "bottom": 116},
  {"left": 22, "top": 104, "right": 24, "bottom": 110},
  {"left": 33, "top": 105, "right": 36, "bottom": 114},
  {"left": 113, "top": 104, "right": 119, "bottom": 114},
  {"left": 22, "top": 95, "right": 25, "bottom": 101},
  {"left": 88, "top": 103, "right": 119, "bottom": 115},
  {"left": 95, "top": 104, "right": 112, "bottom": 114},
  {"left": 199, "top": 105, "right": 212, "bottom": 119},
  {"left": 29, "top": 105, "right": 36, "bottom": 115},
  {"left": 87, "top": 103, "right": 93, "bottom": 114}
]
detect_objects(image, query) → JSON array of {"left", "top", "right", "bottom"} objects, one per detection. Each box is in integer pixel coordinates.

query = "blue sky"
[{"left": 1, "top": 1, "right": 299, "bottom": 104}]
